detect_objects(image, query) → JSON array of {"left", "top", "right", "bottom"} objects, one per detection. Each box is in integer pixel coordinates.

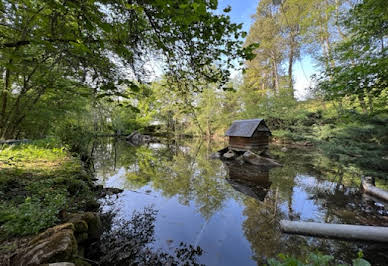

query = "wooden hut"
[{"left": 225, "top": 119, "right": 271, "bottom": 152}]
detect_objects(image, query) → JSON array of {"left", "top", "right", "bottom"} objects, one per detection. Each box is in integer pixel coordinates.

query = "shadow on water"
[
  {"left": 87, "top": 206, "right": 204, "bottom": 265},
  {"left": 91, "top": 138, "right": 388, "bottom": 265}
]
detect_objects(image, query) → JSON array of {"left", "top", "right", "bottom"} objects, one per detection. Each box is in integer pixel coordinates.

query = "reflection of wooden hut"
[
  {"left": 225, "top": 119, "right": 271, "bottom": 152},
  {"left": 224, "top": 161, "right": 271, "bottom": 201}
]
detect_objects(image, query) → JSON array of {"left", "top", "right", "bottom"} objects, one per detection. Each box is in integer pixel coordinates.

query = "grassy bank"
[{"left": 0, "top": 138, "right": 95, "bottom": 242}]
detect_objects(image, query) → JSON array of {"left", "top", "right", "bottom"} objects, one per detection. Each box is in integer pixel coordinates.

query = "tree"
[
  {"left": 316, "top": 0, "right": 388, "bottom": 113},
  {"left": 0, "top": 0, "right": 252, "bottom": 139},
  {"left": 244, "top": 0, "right": 285, "bottom": 94}
]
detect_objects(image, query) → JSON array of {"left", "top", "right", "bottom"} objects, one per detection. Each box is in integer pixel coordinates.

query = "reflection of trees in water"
[
  {"left": 241, "top": 146, "right": 387, "bottom": 265},
  {"left": 96, "top": 138, "right": 238, "bottom": 220},
  {"left": 241, "top": 193, "right": 360, "bottom": 264},
  {"left": 93, "top": 140, "right": 388, "bottom": 265},
  {"left": 90, "top": 207, "right": 204, "bottom": 265}
]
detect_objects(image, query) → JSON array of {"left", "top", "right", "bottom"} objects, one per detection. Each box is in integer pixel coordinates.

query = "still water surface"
[{"left": 94, "top": 139, "right": 387, "bottom": 265}]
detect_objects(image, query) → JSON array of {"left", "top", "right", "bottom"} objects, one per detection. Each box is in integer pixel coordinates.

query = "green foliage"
[
  {"left": 0, "top": 139, "right": 93, "bottom": 238},
  {"left": 312, "top": 112, "right": 388, "bottom": 178},
  {"left": 352, "top": 251, "right": 371, "bottom": 266},
  {"left": 0, "top": 194, "right": 66, "bottom": 236},
  {"left": 267, "top": 251, "right": 371, "bottom": 266},
  {"left": 316, "top": 0, "right": 388, "bottom": 112},
  {"left": 0, "top": 0, "right": 251, "bottom": 139}
]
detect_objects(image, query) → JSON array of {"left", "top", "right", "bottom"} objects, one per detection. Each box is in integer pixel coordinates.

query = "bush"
[{"left": 267, "top": 252, "right": 370, "bottom": 266}]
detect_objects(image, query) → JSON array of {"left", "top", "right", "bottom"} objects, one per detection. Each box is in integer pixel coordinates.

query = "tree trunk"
[
  {"left": 0, "top": 68, "right": 11, "bottom": 138},
  {"left": 367, "top": 92, "right": 374, "bottom": 113},
  {"left": 271, "top": 52, "right": 280, "bottom": 94},
  {"left": 288, "top": 33, "right": 295, "bottom": 98},
  {"left": 358, "top": 94, "right": 367, "bottom": 113}
]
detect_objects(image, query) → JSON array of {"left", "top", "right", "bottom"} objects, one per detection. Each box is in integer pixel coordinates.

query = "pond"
[{"left": 92, "top": 138, "right": 388, "bottom": 265}]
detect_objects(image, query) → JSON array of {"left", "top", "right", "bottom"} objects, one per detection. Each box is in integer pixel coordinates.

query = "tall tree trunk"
[
  {"left": 0, "top": 68, "right": 11, "bottom": 138},
  {"left": 271, "top": 51, "right": 279, "bottom": 94},
  {"left": 324, "top": 0, "right": 335, "bottom": 69},
  {"left": 358, "top": 94, "right": 367, "bottom": 113},
  {"left": 288, "top": 33, "right": 295, "bottom": 98},
  {"left": 367, "top": 92, "right": 374, "bottom": 113}
]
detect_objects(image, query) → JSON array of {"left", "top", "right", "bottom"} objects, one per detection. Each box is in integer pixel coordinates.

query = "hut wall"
[{"left": 229, "top": 132, "right": 269, "bottom": 151}]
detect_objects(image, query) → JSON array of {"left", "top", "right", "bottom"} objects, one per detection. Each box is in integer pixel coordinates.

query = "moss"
[{"left": 82, "top": 213, "right": 102, "bottom": 241}]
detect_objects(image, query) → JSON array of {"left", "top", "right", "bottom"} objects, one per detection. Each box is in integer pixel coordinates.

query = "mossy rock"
[
  {"left": 82, "top": 212, "right": 102, "bottom": 240},
  {"left": 11, "top": 223, "right": 78, "bottom": 265},
  {"left": 72, "top": 220, "right": 88, "bottom": 234},
  {"left": 67, "top": 212, "right": 101, "bottom": 241}
]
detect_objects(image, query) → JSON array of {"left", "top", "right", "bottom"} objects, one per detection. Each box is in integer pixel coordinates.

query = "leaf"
[
  {"left": 352, "top": 258, "right": 371, "bottom": 266},
  {"left": 223, "top": 6, "right": 232, "bottom": 13}
]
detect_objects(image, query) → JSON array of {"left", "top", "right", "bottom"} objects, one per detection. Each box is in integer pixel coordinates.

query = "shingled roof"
[{"left": 225, "top": 119, "right": 270, "bottom": 137}]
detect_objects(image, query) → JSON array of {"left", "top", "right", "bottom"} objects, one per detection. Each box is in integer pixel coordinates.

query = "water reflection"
[
  {"left": 224, "top": 162, "right": 271, "bottom": 201},
  {"left": 93, "top": 138, "right": 388, "bottom": 265},
  {"left": 88, "top": 206, "right": 204, "bottom": 265}
]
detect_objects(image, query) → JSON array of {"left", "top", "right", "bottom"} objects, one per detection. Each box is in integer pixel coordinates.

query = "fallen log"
[
  {"left": 280, "top": 220, "right": 388, "bottom": 242},
  {"left": 0, "top": 139, "right": 30, "bottom": 145},
  {"left": 361, "top": 176, "right": 388, "bottom": 202}
]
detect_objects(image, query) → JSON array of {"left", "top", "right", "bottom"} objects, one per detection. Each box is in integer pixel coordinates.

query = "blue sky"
[{"left": 217, "top": 0, "right": 317, "bottom": 99}]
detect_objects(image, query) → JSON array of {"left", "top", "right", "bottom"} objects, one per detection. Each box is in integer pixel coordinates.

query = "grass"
[{"left": 0, "top": 138, "right": 94, "bottom": 239}]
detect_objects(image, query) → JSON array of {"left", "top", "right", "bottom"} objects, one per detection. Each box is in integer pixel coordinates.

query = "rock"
[
  {"left": 103, "top": 187, "right": 124, "bottom": 195},
  {"left": 362, "top": 176, "right": 375, "bottom": 186},
  {"left": 93, "top": 184, "right": 103, "bottom": 191},
  {"left": 259, "top": 149, "right": 271, "bottom": 157},
  {"left": 242, "top": 151, "right": 281, "bottom": 167},
  {"left": 75, "top": 232, "right": 89, "bottom": 244},
  {"left": 303, "top": 141, "right": 313, "bottom": 146},
  {"left": 209, "top": 152, "right": 220, "bottom": 159},
  {"left": 67, "top": 212, "right": 102, "bottom": 241},
  {"left": 127, "top": 131, "right": 153, "bottom": 144},
  {"left": 10, "top": 212, "right": 102, "bottom": 265},
  {"left": 81, "top": 212, "right": 102, "bottom": 241},
  {"left": 281, "top": 147, "right": 288, "bottom": 152},
  {"left": 210, "top": 147, "right": 230, "bottom": 159},
  {"left": 11, "top": 224, "right": 77, "bottom": 265},
  {"left": 85, "top": 199, "right": 100, "bottom": 211},
  {"left": 223, "top": 150, "right": 236, "bottom": 159},
  {"left": 72, "top": 220, "right": 88, "bottom": 234}
]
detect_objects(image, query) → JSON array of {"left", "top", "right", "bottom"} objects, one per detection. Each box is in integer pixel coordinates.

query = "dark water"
[{"left": 93, "top": 139, "right": 388, "bottom": 265}]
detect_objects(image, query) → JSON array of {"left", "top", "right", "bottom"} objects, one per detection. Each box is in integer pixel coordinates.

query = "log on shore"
[
  {"left": 361, "top": 176, "right": 388, "bottom": 202},
  {"left": 0, "top": 139, "right": 30, "bottom": 145},
  {"left": 280, "top": 220, "right": 388, "bottom": 242}
]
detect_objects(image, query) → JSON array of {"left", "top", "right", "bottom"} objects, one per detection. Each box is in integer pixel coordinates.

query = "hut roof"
[{"left": 225, "top": 119, "right": 270, "bottom": 137}]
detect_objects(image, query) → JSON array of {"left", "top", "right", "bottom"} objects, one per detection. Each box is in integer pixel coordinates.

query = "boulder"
[
  {"left": 210, "top": 147, "right": 229, "bottom": 159},
  {"left": 85, "top": 199, "right": 100, "bottom": 211},
  {"left": 67, "top": 212, "right": 102, "bottom": 241},
  {"left": 11, "top": 223, "right": 77, "bottom": 265},
  {"left": 223, "top": 150, "right": 236, "bottom": 159}
]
